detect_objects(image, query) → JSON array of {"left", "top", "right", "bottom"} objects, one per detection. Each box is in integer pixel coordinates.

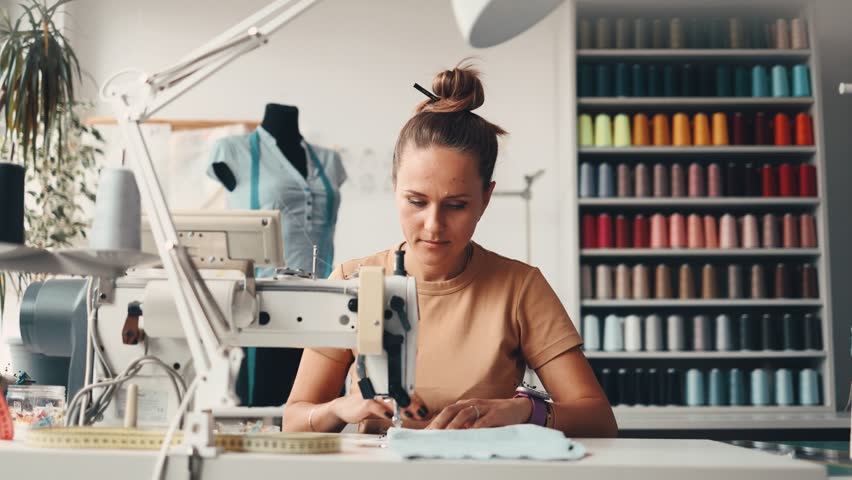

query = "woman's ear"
[{"left": 481, "top": 181, "right": 496, "bottom": 217}]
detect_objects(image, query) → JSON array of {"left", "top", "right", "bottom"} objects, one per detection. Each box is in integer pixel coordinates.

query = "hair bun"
[{"left": 417, "top": 62, "right": 484, "bottom": 114}]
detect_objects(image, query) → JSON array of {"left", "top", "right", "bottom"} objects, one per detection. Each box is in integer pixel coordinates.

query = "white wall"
[{"left": 63, "top": 0, "right": 567, "bottom": 297}]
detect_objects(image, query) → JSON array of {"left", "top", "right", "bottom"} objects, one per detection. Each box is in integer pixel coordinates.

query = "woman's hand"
[
  {"left": 329, "top": 391, "right": 434, "bottom": 426},
  {"left": 425, "top": 398, "right": 532, "bottom": 430}
]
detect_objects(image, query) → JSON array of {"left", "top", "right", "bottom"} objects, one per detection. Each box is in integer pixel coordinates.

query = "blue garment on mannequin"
[{"left": 207, "top": 126, "right": 346, "bottom": 405}]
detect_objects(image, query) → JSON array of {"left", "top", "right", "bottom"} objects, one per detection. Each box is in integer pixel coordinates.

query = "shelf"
[
  {"left": 0, "top": 246, "right": 158, "bottom": 277},
  {"left": 577, "top": 49, "right": 812, "bottom": 62},
  {"left": 581, "top": 248, "right": 820, "bottom": 259},
  {"left": 612, "top": 409, "right": 845, "bottom": 431},
  {"left": 581, "top": 299, "right": 823, "bottom": 308},
  {"left": 579, "top": 97, "right": 814, "bottom": 111},
  {"left": 585, "top": 351, "right": 826, "bottom": 359},
  {"left": 578, "top": 197, "right": 818, "bottom": 207},
  {"left": 578, "top": 146, "right": 816, "bottom": 156}
]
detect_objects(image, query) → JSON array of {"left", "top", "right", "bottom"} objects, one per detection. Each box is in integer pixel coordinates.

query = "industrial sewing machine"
[{"left": 18, "top": 209, "right": 418, "bottom": 432}]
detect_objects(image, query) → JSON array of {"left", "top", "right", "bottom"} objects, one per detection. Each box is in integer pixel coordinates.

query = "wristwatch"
[{"left": 514, "top": 385, "right": 552, "bottom": 427}]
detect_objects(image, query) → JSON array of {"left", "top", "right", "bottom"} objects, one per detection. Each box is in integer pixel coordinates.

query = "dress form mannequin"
[{"left": 211, "top": 103, "right": 308, "bottom": 191}]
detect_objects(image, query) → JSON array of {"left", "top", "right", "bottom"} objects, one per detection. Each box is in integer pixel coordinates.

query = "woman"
[{"left": 281, "top": 63, "right": 617, "bottom": 437}]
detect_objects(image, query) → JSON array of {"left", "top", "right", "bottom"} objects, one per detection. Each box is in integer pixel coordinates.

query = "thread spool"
[
  {"left": 795, "top": 113, "right": 814, "bottom": 146},
  {"left": 663, "top": 66, "right": 678, "bottom": 96},
  {"left": 799, "top": 164, "right": 817, "bottom": 197},
  {"left": 771, "top": 65, "right": 790, "bottom": 97},
  {"left": 91, "top": 167, "right": 142, "bottom": 251},
  {"left": 782, "top": 313, "right": 802, "bottom": 351},
  {"left": 634, "top": 368, "right": 648, "bottom": 406},
  {"left": 647, "top": 65, "right": 661, "bottom": 96},
  {"left": 652, "top": 163, "right": 669, "bottom": 197},
  {"left": 579, "top": 19, "right": 593, "bottom": 49},
  {"left": 751, "top": 65, "right": 769, "bottom": 97},
  {"left": 666, "top": 368, "right": 683, "bottom": 405},
  {"left": 615, "top": 18, "right": 630, "bottom": 49},
  {"left": 651, "top": 19, "right": 665, "bottom": 49},
  {"left": 719, "top": 214, "right": 739, "bottom": 249},
  {"left": 583, "top": 314, "right": 601, "bottom": 351},
  {"left": 687, "top": 214, "right": 705, "bottom": 248},
  {"left": 686, "top": 369, "right": 705, "bottom": 406},
  {"left": 774, "top": 113, "right": 792, "bottom": 146},
  {"left": 667, "top": 314, "right": 685, "bottom": 351},
  {"left": 670, "top": 213, "right": 687, "bottom": 248},
  {"left": 617, "top": 368, "right": 634, "bottom": 406},
  {"left": 633, "top": 215, "right": 650, "bottom": 248},
  {"left": 708, "top": 368, "right": 726, "bottom": 406},
  {"left": 792, "top": 65, "right": 811, "bottom": 97},
  {"left": 616, "top": 164, "right": 632, "bottom": 197},
  {"left": 615, "top": 215, "right": 631, "bottom": 248},
  {"left": 799, "top": 368, "right": 820, "bottom": 406},
  {"left": 581, "top": 264, "right": 594, "bottom": 299},
  {"left": 729, "top": 368, "right": 746, "bottom": 406},
  {"left": 693, "top": 113, "right": 711, "bottom": 146},
  {"left": 750, "top": 369, "right": 771, "bottom": 406},
  {"left": 749, "top": 18, "right": 768, "bottom": 49},
  {"left": 634, "top": 163, "right": 651, "bottom": 197},
  {"left": 673, "top": 113, "right": 691, "bottom": 146},
  {"left": 671, "top": 164, "right": 686, "bottom": 197},
  {"left": 688, "top": 163, "right": 705, "bottom": 197},
  {"left": 744, "top": 163, "right": 761, "bottom": 197},
  {"left": 762, "top": 313, "right": 780, "bottom": 350},
  {"left": 762, "top": 214, "right": 779, "bottom": 248},
  {"left": 693, "top": 315, "right": 712, "bottom": 351},
  {"left": 652, "top": 114, "right": 671, "bottom": 145},
  {"left": 615, "top": 263, "right": 632, "bottom": 299},
  {"left": 596, "top": 264, "right": 613, "bottom": 299},
  {"left": 582, "top": 214, "right": 597, "bottom": 249},
  {"left": 791, "top": 18, "right": 808, "bottom": 49},
  {"left": 715, "top": 65, "right": 732, "bottom": 96},
  {"left": 595, "top": 114, "right": 613, "bottom": 146},
  {"left": 704, "top": 215, "right": 719, "bottom": 248},
  {"left": 774, "top": 369, "right": 794, "bottom": 406},
  {"left": 775, "top": 18, "right": 790, "bottom": 49},
  {"left": 614, "top": 62, "right": 631, "bottom": 97},
  {"left": 633, "top": 113, "right": 651, "bottom": 145},
  {"left": 727, "top": 264, "right": 744, "bottom": 298},
  {"left": 701, "top": 264, "right": 718, "bottom": 299},
  {"left": 734, "top": 66, "right": 750, "bottom": 97},
  {"left": 803, "top": 313, "right": 822, "bottom": 350},
  {"left": 669, "top": 18, "right": 684, "bottom": 48},
  {"left": 712, "top": 113, "right": 730, "bottom": 145},
  {"left": 681, "top": 64, "right": 697, "bottom": 97},
  {"left": 715, "top": 314, "right": 733, "bottom": 351},
  {"left": 774, "top": 263, "right": 792, "bottom": 299},
  {"left": 750, "top": 264, "right": 767, "bottom": 299},
  {"left": 760, "top": 164, "right": 777, "bottom": 197},
  {"left": 596, "top": 64, "right": 613, "bottom": 97},
  {"left": 650, "top": 214, "right": 669, "bottom": 248},
  {"left": 634, "top": 19, "right": 649, "bottom": 48},
  {"left": 783, "top": 213, "right": 800, "bottom": 248},
  {"left": 698, "top": 64, "right": 715, "bottom": 96},
  {"left": 732, "top": 112, "right": 749, "bottom": 145},
  {"left": 728, "top": 17, "right": 744, "bottom": 48},
  {"left": 603, "top": 314, "right": 624, "bottom": 352},
  {"left": 597, "top": 213, "right": 614, "bottom": 248},
  {"left": 725, "top": 162, "right": 744, "bottom": 196},
  {"left": 754, "top": 112, "right": 770, "bottom": 145},
  {"left": 645, "top": 314, "right": 664, "bottom": 351},
  {"left": 624, "top": 315, "right": 643, "bottom": 352},
  {"left": 578, "top": 114, "right": 594, "bottom": 146},
  {"left": 614, "top": 113, "right": 632, "bottom": 146},
  {"left": 687, "top": 18, "right": 704, "bottom": 48},
  {"left": 596, "top": 18, "right": 612, "bottom": 49},
  {"left": 599, "top": 368, "right": 616, "bottom": 404},
  {"left": 678, "top": 264, "right": 696, "bottom": 299},
  {"left": 632, "top": 263, "right": 651, "bottom": 299},
  {"left": 800, "top": 214, "right": 817, "bottom": 248},
  {"left": 739, "top": 313, "right": 757, "bottom": 350},
  {"left": 598, "top": 163, "right": 615, "bottom": 198},
  {"left": 656, "top": 264, "right": 673, "bottom": 298},
  {"left": 579, "top": 162, "right": 596, "bottom": 197},
  {"left": 801, "top": 263, "right": 818, "bottom": 298},
  {"left": 741, "top": 214, "right": 760, "bottom": 248}
]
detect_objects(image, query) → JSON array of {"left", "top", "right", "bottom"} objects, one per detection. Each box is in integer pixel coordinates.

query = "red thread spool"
[
  {"left": 582, "top": 214, "right": 597, "bottom": 249},
  {"left": 633, "top": 215, "right": 650, "bottom": 248},
  {"left": 597, "top": 214, "right": 614, "bottom": 248},
  {"left": 761, "top": 164, "right": 777, "bottom": 197},
  {"left": 799, "top": 164, "right": 817, "bottom": 197},
  {"left": 615, "top": 215, "right": 631, "bottom": 248},
  {"left": 778, "top": 163, "right": 797, "bottom": 197},
  {"left": 754, "top": 112, "right": 770, "bottom": 145},
  {"left": 774, "top": 113, "right": 792, "bottom": 146},
  {"left": 795, "top": 113, "right": 814, "bottom": 146},
  {"left": 732, "top": 112, "right": 749, "bottom": 145}
]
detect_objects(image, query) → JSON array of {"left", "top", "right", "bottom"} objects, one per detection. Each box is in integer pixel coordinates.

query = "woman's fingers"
[
  {"left": 445, "top": 404, "right": 481, "bottom": 430},
  {"left": 425, "top": 400, "right": 469, "bottom": 429},
  {"left": 402, "top": 392, "right": 432, "bottom": 420}
]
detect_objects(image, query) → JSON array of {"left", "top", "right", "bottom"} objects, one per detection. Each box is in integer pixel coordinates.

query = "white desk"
[{"left": 0, "top": 437, "right": 826, "bottom": 480}]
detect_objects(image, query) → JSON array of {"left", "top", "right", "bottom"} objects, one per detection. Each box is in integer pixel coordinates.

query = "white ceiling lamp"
[{"left": 452, "top": 0, "right": 565, "bottom": 48}]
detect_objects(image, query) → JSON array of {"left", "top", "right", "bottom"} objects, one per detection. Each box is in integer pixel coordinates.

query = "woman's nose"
[{"left": 423, "top": 206, "right": 443, "bottom": 233}]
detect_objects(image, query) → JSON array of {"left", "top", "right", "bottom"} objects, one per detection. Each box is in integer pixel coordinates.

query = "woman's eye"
[
  {"left": 447, "top": 203, "right": 468, "bottom": 210},
  {"left": 407, "top": 198, "right": 426, "bottom": 207}
]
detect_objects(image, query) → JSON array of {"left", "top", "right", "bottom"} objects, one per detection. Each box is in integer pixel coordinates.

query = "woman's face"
[{"left": 395, "top": 145, "right": 494, "bottom": 273}]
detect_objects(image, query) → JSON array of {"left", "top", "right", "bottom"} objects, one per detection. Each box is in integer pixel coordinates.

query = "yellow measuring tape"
[{"left": 25, "top": 427, "right": 341, "bottom": 454}]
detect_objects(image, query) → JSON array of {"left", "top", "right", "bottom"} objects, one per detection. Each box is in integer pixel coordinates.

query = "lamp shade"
[{"left": 452, "top": 0, "right": 564, "bottom": 48}]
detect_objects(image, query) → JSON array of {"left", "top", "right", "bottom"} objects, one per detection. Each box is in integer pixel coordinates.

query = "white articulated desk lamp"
[{"left": 96, "top": 0, "right": 566, "bottom": 474}]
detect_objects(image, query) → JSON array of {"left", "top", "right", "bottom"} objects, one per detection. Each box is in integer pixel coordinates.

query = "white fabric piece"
[{"left": 386, "top": 424, "right": 586, "bottom": 461}]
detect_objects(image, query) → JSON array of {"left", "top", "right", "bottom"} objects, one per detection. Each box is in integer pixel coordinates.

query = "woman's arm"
[
  {"left": 537, "top": 346, "right": 618, "bottom": 438},
  {"left": 281, "top": 349, "right": 351, "bottom": 432}
]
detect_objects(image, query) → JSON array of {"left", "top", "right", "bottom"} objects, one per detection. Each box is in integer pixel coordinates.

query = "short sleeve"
[
  {"left": 333, "top": 151, "right": 347, "bottom": 188},
  {"left": 516, "top": 268, "right": 583, "bottom": 370},
  {"left": 307, "top": 263, "right": 354, "bottom": 365},
  {"left": 206, "top": 138, "right": 242, "bottom": 186}
]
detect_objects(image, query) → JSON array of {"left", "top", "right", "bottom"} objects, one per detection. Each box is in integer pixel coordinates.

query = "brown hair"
[{"left": 392, "top": 61, "right": 507, "bottom": 191}]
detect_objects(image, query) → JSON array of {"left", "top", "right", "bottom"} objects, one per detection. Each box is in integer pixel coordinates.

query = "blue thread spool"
[
  {"left": 729, "top": 368, "right": 746, "bottom": 406},
  {"left": 598, "top": 163, "right": 615, "bottom": 198},
  {"left": 734, "top": 66, "right": 750, "bottom": 97},
  {"left": 775, "top": 369, "right": 794, "bottom": 406},
  {"left": 647, "top": 65, "right": 661, "bottom": 97},
  {"left": 715, "top": 65, "right": 732, "bottom": 97},
  {"left": 792, "top": 65, "right": 811, "bottom": 97},
  {"left": 799, "top": 368, "right": 820, "bottom": 406},
  {"left": 663, "top": 65, "right": 678, "bottom": 97},
  {"left": 771, "top": 65, "right": 790, "bottom": 97},
  {"left": 750, "top": 368, "right": 771, "bottom": 406},
  {"left": 708, "top": 368, "right": 726, "bottom": 406},
  {"left": 751, "top": 65, "right": 769, "bottom": 97},
  {"left": 686, "top": 369, "right": 705, "bottom": 406},
  {"left": 596, "top": 64, "right": 613, "bottom": 97},
  {"left": 579, "top": 162, "right": 596, "bottom": 197},
  {"left": 615, "top": 63, "right": 631, "bottom": 97},
  {"left": 579, "top": 64, "right": 595, "bottom": 97},
  {"left": 632, "top": 64, "right": 647, "bottom": 97},
  {"left": 582, "top": 314, "right": 601, "bottom": 351}
]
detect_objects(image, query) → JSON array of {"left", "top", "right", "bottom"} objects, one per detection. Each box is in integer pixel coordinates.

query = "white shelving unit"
[{"left": 569, "top": 1, "right": 837, "bottom": 430}]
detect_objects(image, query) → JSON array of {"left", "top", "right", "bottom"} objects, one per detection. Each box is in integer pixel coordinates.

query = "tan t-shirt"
[{"left": 311, "top": 242, "right": 582, "bottom": 414}]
